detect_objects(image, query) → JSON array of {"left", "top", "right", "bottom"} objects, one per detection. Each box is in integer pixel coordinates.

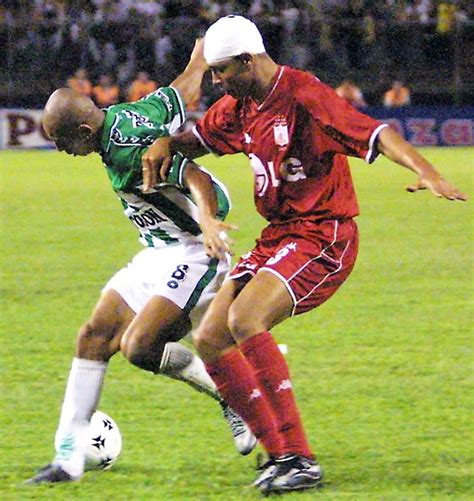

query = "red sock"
[
  {"left": 241, "top": 331, "right": 313, "bottom": 458},
  {"left": 205, "top": 348, "right": 284, "bottom": 457}
]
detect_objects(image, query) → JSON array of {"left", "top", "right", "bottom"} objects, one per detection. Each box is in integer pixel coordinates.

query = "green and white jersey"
[{"left": 100, "top": 87, "right": 231, "bottom": 248}]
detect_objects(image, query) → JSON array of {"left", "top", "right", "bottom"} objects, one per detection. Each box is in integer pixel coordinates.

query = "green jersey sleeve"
[
  {"left": 166, "top": 152, "right": 190, "bottom": 187},
  {"left": 134, "top": 87, "right": 186, "bottom": 136},
  {"left": 101, "top": 87, "right": 187, "bottom": 192}
]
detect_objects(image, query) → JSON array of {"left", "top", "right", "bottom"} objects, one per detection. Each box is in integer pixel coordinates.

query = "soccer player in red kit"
[{"left": 141, "top": 16, "right": 467, "bottom": 494}]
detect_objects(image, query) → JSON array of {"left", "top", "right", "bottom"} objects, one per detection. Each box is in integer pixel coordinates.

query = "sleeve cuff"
[
  {"left": 365, "top": 123, "right": 389, "bottom": 164},
  {"left": 192, "top": 125, "right": 221, "bottom": 156},
  {"left": 168, "top": 86, "right": 186, "bottom": 127},
  {"left": 166, "top": 153, "right": 189, "bottom": 187}
]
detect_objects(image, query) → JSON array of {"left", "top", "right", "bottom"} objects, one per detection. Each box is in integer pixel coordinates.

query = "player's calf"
[{"left": 120, "top": 327, "right": 166, "bottom": 372}]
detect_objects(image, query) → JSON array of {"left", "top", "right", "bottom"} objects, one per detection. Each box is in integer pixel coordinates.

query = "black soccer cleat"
[
  {"left": 253, "top": 455, "right": 278, "bottom": 488},
  {"left": 260, "top": 454, "right": 324, "bottom": 493},
  {"left": 26, "top": 463, "right": 76, "bottom": 484}
]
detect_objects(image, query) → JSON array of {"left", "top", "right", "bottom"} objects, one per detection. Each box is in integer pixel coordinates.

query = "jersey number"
[
  {"left": 167, "top": 264, "right": 189, "bottom": 289},
  {"left": 249, "top": 154, "right": 306, "bottom": 197}
]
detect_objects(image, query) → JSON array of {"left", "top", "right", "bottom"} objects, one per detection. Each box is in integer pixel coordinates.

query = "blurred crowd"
[
  {"left": 66, "top": 67, "right": 412, "bottom": 110},
  {"left": 336, "top": 79, "right": 411, "bottom": 108},
  {"left": 1, "top": 0, "right": 473, "bottom": 107},
  {"left": 66, "top": 67, "right": 196, "bottom": 109}
]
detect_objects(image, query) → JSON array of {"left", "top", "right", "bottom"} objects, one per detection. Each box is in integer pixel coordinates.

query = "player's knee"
[
  {"left": 193, "top": 328, "right": 219, "bottom": 361},
  {"left": 120, "top": 331, "right": 147, "bottom": 367},
  {"left": 193, "top": 329, "right": 214, "bottom": 360},
  {"left": 193, "top": 326, "right": 233, "bottom": 362},
  {"left": 227, "top": 304, "right": 257, "bottom": 341},
  {"left": 76, "top": 320, "right": 117, "bottom": 360},
  {"left": 122, "top": 338, "right": 151, "bottom": 370},
  {"left": 121, "top": 329, "right": 163, "bottom": 372}
]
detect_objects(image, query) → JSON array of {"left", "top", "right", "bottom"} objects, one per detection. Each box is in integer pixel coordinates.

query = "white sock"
[
  {"left": 54, "top": 357, "right": 107, "bottom": 478},
  {"left": 159, "top": 342, "right": 220, "bottom": 401}
]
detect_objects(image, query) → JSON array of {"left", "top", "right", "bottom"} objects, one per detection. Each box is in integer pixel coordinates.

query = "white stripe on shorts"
[{"left": 259, "top": 220, "right": 351, "bottom": 316}]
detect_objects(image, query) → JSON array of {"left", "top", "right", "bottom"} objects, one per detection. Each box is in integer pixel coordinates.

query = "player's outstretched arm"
[
  {"left": 170, "top": 39, "right": 208, "bottom": 108},
  {"left": 184, "top": 163, "right": 237, "bottom": 259},
  {"left": 142, "top": 39, "right": 209, "bottom": 192},
  {"left": 377, "top": 126, "right": 468, "bottom": 201}
]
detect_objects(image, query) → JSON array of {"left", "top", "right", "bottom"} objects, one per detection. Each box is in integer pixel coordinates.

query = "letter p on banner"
[{"left": 1, "top": 110, "right": 53, "bottom": 149}]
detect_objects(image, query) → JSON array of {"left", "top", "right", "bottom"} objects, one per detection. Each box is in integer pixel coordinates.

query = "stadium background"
[
  {"left": 1, "top": 0, "right": 473, "bottom": 148},
  {"left": 1, "top": 1, "right": 473, "bottom": 499}
]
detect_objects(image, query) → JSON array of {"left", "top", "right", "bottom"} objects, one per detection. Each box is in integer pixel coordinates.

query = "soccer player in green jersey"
[{"left": 27, "top": 41, "right": 256, "bottom": 484}]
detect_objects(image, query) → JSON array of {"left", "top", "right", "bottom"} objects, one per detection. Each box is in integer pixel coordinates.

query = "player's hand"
[
  {"left": 407, "top": 172, "right": 468, "bottom": 201},
  {"left": 200, "top": 216, "right": 238, "bottom": 260},
  {"left": 141, "top": 137, "right": 172, "bottom": 191}
]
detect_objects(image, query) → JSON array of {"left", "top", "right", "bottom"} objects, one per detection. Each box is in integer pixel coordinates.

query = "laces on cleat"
[
  {"left": 222, "top": 404, "right": 247, "bottom": 437},
  {"left": 221, "top": 403, "right": 257, "bottom": 456}
]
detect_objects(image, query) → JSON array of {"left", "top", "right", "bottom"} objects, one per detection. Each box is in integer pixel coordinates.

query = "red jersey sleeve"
[
  {"left": 193, "top": 95, "right": 244, "bottom": 156},
  {"left": 294, "top": 73, "right": 387, "bottom": 163}
]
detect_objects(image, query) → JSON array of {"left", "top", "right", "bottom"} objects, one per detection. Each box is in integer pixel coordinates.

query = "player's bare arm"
[
  {"left": 184, "top": 162, "right": 237, "bottom": 259},
  {"left": 377, "top": 126, "right": 468, "bottom": 201},
  {"left": 142, "top": 131, "right": 206, "bottom": 191},
  {"left": 169, "top": 39, "right": 208, "bottom": 107}
]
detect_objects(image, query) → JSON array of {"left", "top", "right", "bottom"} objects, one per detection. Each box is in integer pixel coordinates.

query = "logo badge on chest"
[{"left": 273, "top": 117, "right": 289, "bottom": 147}]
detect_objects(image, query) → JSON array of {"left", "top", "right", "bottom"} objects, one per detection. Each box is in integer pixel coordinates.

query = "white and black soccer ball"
[
  {"left": 84, "top": 410, "right": 122, "bottom": 470},
  {"left": 54, "top": 410, "right": 122, "bottom": 471}
]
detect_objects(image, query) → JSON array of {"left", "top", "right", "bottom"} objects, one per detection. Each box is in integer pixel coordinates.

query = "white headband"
[{"left": 204, "top": 15, "right": 266, "bottom": 65}]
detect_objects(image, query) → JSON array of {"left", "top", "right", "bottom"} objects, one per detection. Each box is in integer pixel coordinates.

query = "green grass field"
[{"left": 1, "top": 148, "right": 473, "bottom": 500}]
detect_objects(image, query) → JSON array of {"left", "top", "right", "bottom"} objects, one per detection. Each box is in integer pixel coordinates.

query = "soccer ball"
[
  {"left": 56, "top": 410, "right": 122, "bottom": 471},
  {"left": 84, "top": 410, "right": 122, "bottom": 470}
]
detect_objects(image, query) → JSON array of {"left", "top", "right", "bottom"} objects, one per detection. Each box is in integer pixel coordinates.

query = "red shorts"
[{"left": 229, "top": 218, "right": 359, "bottom": 315}]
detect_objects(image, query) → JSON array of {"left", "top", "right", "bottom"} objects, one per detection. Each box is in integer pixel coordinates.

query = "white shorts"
[{"left": 104, "top": 242, "right": 230, "bottom": 328}]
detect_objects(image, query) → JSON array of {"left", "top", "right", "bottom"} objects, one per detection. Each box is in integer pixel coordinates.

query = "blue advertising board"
[
  {"left": 368, "top": 107, "right": 473, "bottom": 146},
  {"left": 0, "top": 107, "right": 473, "bottom": 149}
]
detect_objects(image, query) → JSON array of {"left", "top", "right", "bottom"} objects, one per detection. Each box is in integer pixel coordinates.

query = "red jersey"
[{"left": 194, "top": 66, "right": 387, "bottom": 223}]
